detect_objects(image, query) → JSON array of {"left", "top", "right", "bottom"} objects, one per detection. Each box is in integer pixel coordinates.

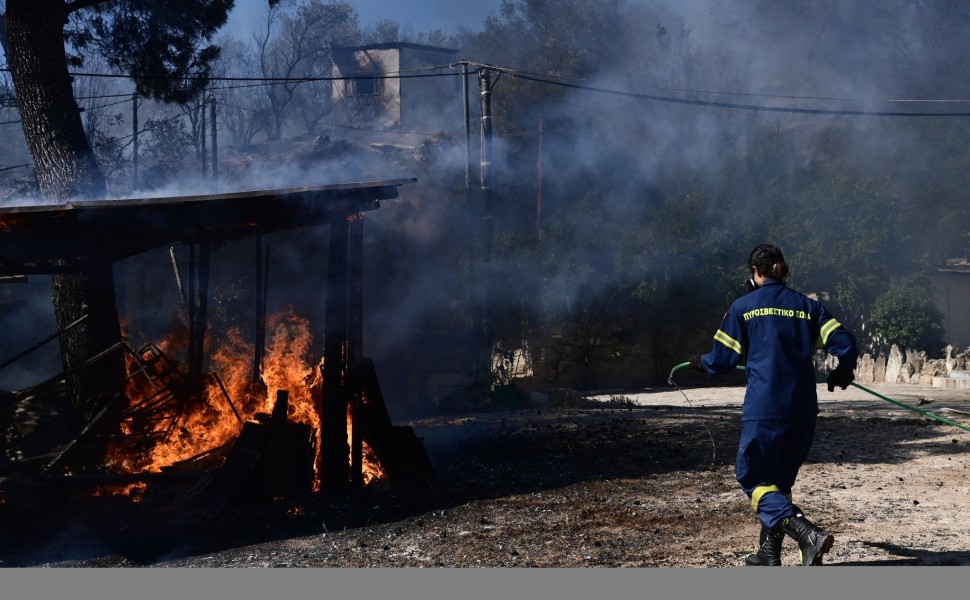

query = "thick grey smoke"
[
  {"left": 4, "top": 0, "right": 968, "bottom": 413},
  {"left": 361, "top": 0, "right": 969, "bottom": 396}
]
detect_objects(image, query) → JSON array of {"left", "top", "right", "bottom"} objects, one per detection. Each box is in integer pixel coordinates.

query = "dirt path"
[{"left": 585, "top": 380, "right": 970, "bottom": 566}]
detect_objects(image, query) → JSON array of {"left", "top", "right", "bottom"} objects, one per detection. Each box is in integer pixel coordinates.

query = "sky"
[{"left": 225, "top": 0, "right": 505, "bottom": 37}]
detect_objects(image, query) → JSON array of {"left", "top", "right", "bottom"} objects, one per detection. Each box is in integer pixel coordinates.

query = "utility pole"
[
  {"left": 131, "top": 94, "right": 138, "bottom": 191},
  {"left": 463, "top": 61, "right": 471, "bottom": 189},
  {"left": 209, "top": 95, "right": 218, "bottom": 184},
  {"left": 462, "top": 61, "right": 477, "bottom": 335},
  {"left": 200, "top": 98, "right": 207, "bottom": 177},
  {"left": 477, "top": 68, "right": 494, "bottom": 388},
  {"left": 537, "top": 118, "right": 545, "bottom": 241}
]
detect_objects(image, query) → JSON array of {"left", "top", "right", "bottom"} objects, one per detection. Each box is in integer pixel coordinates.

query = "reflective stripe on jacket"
[{"left": 701, "top": 278, "right": 859, "bottom": 421}]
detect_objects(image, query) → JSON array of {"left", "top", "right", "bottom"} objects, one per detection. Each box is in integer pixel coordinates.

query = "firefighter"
[{"left": 688, "top": 243, "right": 859, "bottom": 566}]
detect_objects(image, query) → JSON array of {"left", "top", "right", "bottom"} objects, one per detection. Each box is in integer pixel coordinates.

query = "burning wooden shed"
[{"left": 0, "top": 179, "right": 434, "bottom": 513}]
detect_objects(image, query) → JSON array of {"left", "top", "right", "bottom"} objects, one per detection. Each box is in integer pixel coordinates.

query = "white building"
[{"left": 331, "top": 42, "right": 462, "bottom": 133}]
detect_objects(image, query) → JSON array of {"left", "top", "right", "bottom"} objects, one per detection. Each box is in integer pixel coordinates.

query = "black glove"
[
  {"left": 827, "top": 365, "right": 854, "bottom": 392},
  {"left": 688, "top": 354, "right": 706, "bottom": 373}
]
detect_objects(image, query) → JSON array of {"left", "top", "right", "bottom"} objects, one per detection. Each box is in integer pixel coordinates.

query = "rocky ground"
[{"left": 4, "top": 378, "right": 970, "bottom": 568}]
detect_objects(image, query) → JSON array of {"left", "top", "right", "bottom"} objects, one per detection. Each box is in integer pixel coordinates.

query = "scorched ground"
[{"left": 3, "top": 380, "right": 970, "bottom": 567}]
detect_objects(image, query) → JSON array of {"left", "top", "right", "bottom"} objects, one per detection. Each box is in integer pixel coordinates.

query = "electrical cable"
[
  {"left": 7, "top": 61, "right": 970, "bottom": 118},
  {"left": 477, "top": 66, "right": 970, "bottom": 117}
]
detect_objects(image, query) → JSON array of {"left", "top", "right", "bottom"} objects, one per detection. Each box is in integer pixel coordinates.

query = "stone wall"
[{"left": 824, "top": 343, "right": 970, "bottom": 388}]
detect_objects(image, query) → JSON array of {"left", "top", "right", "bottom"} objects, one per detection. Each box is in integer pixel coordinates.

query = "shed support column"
[
  {"left": 321, "top": 215, "right": 354, "bottom": 490},
  {"left": 348, "top": 214, "right": 364, "bottom": 487},
  {"left": 187, "top": 243, "right": 211, "bottom": 377}
]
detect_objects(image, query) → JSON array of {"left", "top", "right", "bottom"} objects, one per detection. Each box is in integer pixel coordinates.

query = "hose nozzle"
[{"left": 668, "top": 361, "right": 689, "bottom": 386}]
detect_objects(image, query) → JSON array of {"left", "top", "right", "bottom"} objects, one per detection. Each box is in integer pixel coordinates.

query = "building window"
[{"left": 350, "top": 74, "right": 383, "bottom": 97}]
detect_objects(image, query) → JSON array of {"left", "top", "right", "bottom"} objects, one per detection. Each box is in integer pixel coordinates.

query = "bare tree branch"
[
  {"left": 65, "top": 0, "right": 112, "bottom": 15},
  {"left": 0, "top": 14, "right": 9, "bottom": 61}
]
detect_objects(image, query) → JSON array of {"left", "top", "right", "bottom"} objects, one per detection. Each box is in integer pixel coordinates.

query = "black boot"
[
  {"left": 781, "top": 508, "right": 834, "bottom": 566},
  {"left": 744, "top": 525, "right": 784, "bottom": 566}
]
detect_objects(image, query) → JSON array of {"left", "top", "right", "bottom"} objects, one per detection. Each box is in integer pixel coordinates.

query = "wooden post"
[
  {"left": 321, "top": 216, "right": 350, "bottom": 490},
  {"left": 252, "top": 237, "right": 270, "bottom": 384},
  {"left": 187, "top": 244, "right": 211, "bottom": 377},
  {"left": 187, "top": 244, "right": 196, "bottom": 370},
  {"left": 348, "top": 214, "right": 364, "bottom": 487}
]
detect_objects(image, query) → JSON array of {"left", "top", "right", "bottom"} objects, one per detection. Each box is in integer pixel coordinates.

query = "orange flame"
[
  {"left": 349, "top": 404, "right": 387, "bottom": 485},
  {"left": 108, "top": 309, "right": 386, "bottom": 490}
]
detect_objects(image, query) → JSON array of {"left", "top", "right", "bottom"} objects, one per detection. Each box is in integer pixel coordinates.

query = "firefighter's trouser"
[{"left": 735, "top": 416, "right": 817, "bottom": 529}]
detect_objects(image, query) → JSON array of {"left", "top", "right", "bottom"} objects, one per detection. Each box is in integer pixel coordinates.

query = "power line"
[
  {"left": 458, "top": 62, "right": 970, "bottom": 105},
  {"left": 6, "top": 58, "right": 970, "bottom": 146},
  {"left": 8, "top": 59, "right": 970, "bottom": 115},
  {"left": 462, "top": 62, "right": 970, "bottom": 118},
  {"left": 10, "top": 60, "right": 970, "bottom": 117},
  {"left": 0, "top": 66, "right": 462, "bottom": 84}
]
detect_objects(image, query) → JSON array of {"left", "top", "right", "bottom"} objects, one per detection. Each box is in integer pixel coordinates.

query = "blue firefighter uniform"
[{"left": 700, "top": 278, "right": 859, "bottom": 529}]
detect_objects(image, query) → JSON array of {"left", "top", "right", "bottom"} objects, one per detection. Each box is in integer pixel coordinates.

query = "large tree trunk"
[
  {"left": 4, "top": 2, "right": 125, "bottom": 417},
  {"left": 5, "top": 2, "right": 104, "bottom": 199}
]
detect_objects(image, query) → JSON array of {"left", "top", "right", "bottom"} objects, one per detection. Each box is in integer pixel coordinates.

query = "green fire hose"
[{"left": 668, "top": 362, "right": 970, "bottom": 434}]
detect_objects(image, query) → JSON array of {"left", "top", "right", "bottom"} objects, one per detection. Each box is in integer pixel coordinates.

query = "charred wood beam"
[
  {"left": 170, "top": 246, "right": 188, "bottom": 319},
  {"left": 252, "top": 237, "right": 271, "bottom": 384},
  {"left": 209, "top": 372, "right": 243, "bottom": 425},
  {"left": 186, "top": 243, "right": 211, "bottom": 377},
  {"left": 321, "top": 216, "right": 351, "bottom": 490},
  {"left": 349, "top": 215, "right": 364, "bottom": 488},
  {"left": 187, "top": 245, "right": 198, "bottom": 374}
]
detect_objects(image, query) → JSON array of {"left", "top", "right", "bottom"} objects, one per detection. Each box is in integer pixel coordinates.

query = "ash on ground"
[{"left": 4, "top": 382, "right": 970, "bottom": 568}]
